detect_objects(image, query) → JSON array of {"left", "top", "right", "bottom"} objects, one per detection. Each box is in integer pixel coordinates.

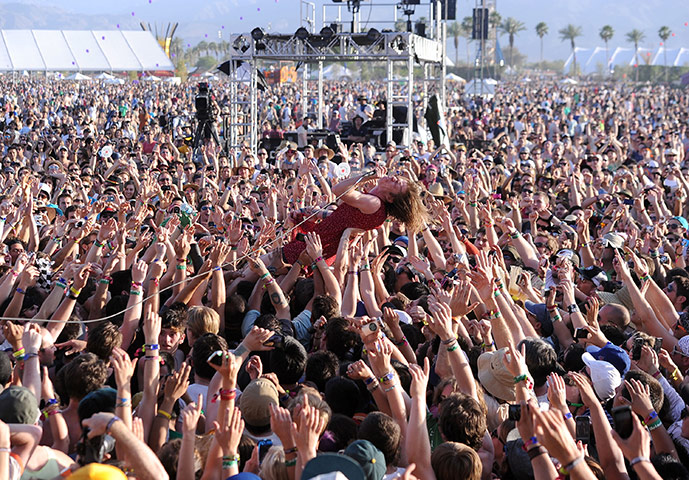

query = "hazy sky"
[{"left": 2, "top": 0, "right": 688, "bottom": 61}]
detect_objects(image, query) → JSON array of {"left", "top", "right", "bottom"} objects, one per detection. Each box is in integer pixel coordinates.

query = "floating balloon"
[
  {"left": 132, "top": 11, "right": 135, "bottom": 16},
  {"left": 672, "top": 33, "right": 676, "bottom": 36},
  {"left": 257, "top": 7, "right": 261, "bottom": 11},
  {"left": 116, "top": 24, "right": 120, "bottom": 28},
  {"left": 222, "top": 25, "right": 225, "bottom": 29},
  {"left": 205, "top": 34, "right": 208, "bottom": 37},
  {"left": 240, "top": 16, "right": 243, "bottom": 20},
  {"left": 660, "top": 42, "right": 663, "bottom": 46},
  {"left": 102, "top": 36, "right": 106, "bottom": 40},
  {"left": 86, "top": 49, "right": 89, "bottom": 53}
]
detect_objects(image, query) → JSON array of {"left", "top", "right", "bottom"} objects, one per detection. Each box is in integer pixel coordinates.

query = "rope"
[{"left": 6, "top": 172, "right": 376, "bottom": 325}]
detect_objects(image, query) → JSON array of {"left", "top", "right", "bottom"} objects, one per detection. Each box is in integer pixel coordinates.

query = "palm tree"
[
  {"left": 461, "top": 16, "right": 474, "bottom": 65},
  {"left": 559, "top": 24, "right": 583, "bottom": 76},
  {"left": 599, "top": 25, "right": 614, "bottom": 75},
  {"left": 658, "top": 26, "right": 672, "bottom": 82},
  {"left": 208, "top": 41, "right": 218, "bottom": 60},
  {"left": 535, "top": 22, "right": 548, "bottom": 67},
  {"left": 625, "top": 29, "right": 645, "bottom": 82},
  {"left": 197, "top": 40, "right": 209, "bottom": 58},
  {"left": 499, "top": 17, "right": 526, "bottom": 68},
  {"left": 447, "top": 22, "right": 461, "bottom": 66}
]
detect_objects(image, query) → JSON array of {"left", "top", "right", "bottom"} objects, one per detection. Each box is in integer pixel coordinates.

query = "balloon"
[
  {"left": 116, "top": 24, "right": 120, "bottom": 28},
  {"left": 660, "top": 42, "right": 663, "bottom": 46},
  {"left": 672, "top": 33, "right": 676, "bottom": 36},
  {"left": 240, "top": 16, "right": 243, "bottom": 20},
  {"left": 86, "top": 49, "right": 89, "bottom": 53},
  {"left": 257, "top": 7, "right": 261, "bottom": 10},
  {"left": 102, "top": 36, "right": 106, "bottom": 40},
  {"left": 205, "top": 34, "right": 208, "bottom": 37},
  {"left": 132, "top": 11, "right": 135, "bottom": 16}
]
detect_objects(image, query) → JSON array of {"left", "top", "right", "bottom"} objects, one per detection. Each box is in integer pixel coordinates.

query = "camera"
[
  {"left": 76, "top": 429, "right": 115, "bottom": 466},
  {"left": 195, "top": 82, "right": 214, "bottom": 122}
]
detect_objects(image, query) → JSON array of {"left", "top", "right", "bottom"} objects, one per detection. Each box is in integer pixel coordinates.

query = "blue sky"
[{"left": 2, "top": 0, "right": 688, "bottom": 61}]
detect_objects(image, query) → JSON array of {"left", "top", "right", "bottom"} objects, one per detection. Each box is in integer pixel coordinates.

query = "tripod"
[{"left": 192, "top": 115, "right": 224, "bottom": 157}]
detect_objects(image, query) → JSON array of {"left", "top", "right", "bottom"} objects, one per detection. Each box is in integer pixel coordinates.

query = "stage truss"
[{"left": 223, "top": 29, "right": 446, "bottom": 152}]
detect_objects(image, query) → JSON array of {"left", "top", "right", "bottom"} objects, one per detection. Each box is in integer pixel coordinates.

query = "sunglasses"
[
  {"left": 672, "top": 346, "right": 689, "bottom": 358},
  {"left": 666, "top": 283, "right": 675, "bottom": 294},
  {"left": 668, "top": 224, "right": 681, "bottom": 230},
  {"left": 534, "top": 242, "right": 546, "bottom": 248},
  {"left": 200, "top": 206, "right": 213, "bottom": 211}
]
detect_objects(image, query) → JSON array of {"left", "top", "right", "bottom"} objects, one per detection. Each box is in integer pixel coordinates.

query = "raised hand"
[
  {"left": 409, "top": 357, "right": 430, "bottom": 399},
  {"left": 207, "top": 351, "right": 240, "bottom": 389},
  {"left": 164, "top": 362, "right": 192, "bottom": 402},
  {"left": 346, "top": 359, "right": 375, "bottom": 381},
  {"left": 131, "top": 259, "right": 149, "bottom": 285},
  {"left": 180, "top": 395, "right": 203, "bottom": 436},
  {"left": 143, "top": 311, "right": 162, "bottom": 345},
  {"left": 110, "top": 347, "right": 137, "bottom": 390},
  {"left": 546, "top": 373, "right": 568, "bottom": 413}
]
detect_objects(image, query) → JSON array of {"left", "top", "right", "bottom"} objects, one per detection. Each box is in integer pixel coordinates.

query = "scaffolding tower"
[{"left": 222, "top": 2, "right": 447, "bottom": 152}]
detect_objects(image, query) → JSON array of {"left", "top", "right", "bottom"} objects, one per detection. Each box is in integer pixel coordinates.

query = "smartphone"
[
  {"left": 654, "top": 337, "right": 663, "bottom": 353},
  {"left": 574, "top": 328, "right": 590, "bottom": 340},
  {"left": 622, "top": 199, "right": 634, "bottom": 206},
  {"left": 161, "top": 185, "right": 171, "bottom": 192},
  {"left": 508, "top": 404, "right": 521, "bottom": 422},
  {"left": 258, "top": 439, "right": 273, "bottom": 464},
  {"left": 612, "top": 405, "right": 634, "bottom": 439},
  {"left": 632, "top": 337, "right": 644, "bottom": 361},
  {"left": 575, "top": 416, "right": 591, "bottom": 443},
  {"left": 206, "top": 350, "right": 224, "bottom": 366}
]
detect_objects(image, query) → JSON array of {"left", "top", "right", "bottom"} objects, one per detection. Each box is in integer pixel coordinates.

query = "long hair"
[{"left": 385, "top": 180, "right": 428, "bottom": 233}]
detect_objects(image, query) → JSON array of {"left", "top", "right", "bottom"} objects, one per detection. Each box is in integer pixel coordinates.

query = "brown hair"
[
  {"left": 438, "top": 393, "right": 486, "bottom": 451},
  {"left": 431, "top": 441, "right": 481, "bottom": 480},
  {"left": 386, "top": 181, "right": 428, "bottom": 233},
  {"left": 86, "top": 321, "right": 123, "bottom": 361}
]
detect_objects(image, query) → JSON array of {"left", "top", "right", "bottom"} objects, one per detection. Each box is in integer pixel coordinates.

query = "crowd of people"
[{"left": 0, "top": 73, "right": 688, "bottom": 480}]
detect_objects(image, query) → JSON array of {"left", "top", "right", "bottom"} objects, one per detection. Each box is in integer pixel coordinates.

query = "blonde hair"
[
  {"left": 259, "top": 446, "right": 288, "bottom": 480},
  {"left": 186, "top": 306, "right": 220, "bottom": 339},
  {"left": 386, "top": 180, "right": 429, "bottom": 233}
]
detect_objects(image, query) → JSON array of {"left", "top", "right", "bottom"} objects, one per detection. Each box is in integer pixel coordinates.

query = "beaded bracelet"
[
  {"left": 441, "top": 337, "right": 458, "bottom": 345},
  {"left": 284, "top": 446, "right": 298, "bottom": 455},
  {"left": 580, "top": 242, "right": 590, "bottom": 248},
  {"left": 383, "top": 384, "right": 397, "bottom": 393},
  {"left": 264, "top": 277, "right": 275, "bottom": 286},
  {"left": 347, "top": 270, "right": 358, "bottom": 275},
  {"left": 393, "top": 337, "right": 408, "bottom": 347},
  {"left": 176, "top": 258, "right": 186, "bottom": 264},
  {"left": 131, "top": 281, "right": 143, "bottom": 288},
  {"left": 223, "top": 454, "right": 240, "bottom": 463},
  {"left": 367, "top": 382, "right": 380, "bottom": 392},
  {"left": 313, "top": 256, "right": 324, "bottom": 263}
]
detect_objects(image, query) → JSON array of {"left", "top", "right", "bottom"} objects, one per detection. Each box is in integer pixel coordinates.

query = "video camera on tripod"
[{"left": 195, "top": 82, "right": 216, "bottom": 122}]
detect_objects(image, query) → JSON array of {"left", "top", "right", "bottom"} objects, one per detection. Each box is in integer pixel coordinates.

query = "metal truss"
[{"left": 223, "top": 31, "right": 445, "bottom": 152}]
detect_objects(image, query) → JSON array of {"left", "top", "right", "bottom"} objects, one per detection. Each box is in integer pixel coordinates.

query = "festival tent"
[
  {"left": 464, "top": 79, "right": 496, "bottom": 98},
  {"left": 445, "top": 73, "right": 466, "bottom": 83},
  {"left": 65, "top": 72, "right": 91, "bottom": 80},
  {"left": 0, "top": 30, "right": 173, "bottom": 72},
  {"left": 95, "top": 72, "right": 115, "bottom": 79},
  {"left": 563, "top": 46, "right": 674, "bottom": 75}
]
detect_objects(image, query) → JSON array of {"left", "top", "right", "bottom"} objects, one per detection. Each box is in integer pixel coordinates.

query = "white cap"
[{"left": 582, "top": 352, "right": 621, "bottom": 401}]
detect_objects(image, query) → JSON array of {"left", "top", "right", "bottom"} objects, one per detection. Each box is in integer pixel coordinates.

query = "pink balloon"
[
  {"left": 672, "top": 32, "right": 676, "bottom": 36},
  {"left": 660, "top": 42, "right": 663, "bottom": 46}
]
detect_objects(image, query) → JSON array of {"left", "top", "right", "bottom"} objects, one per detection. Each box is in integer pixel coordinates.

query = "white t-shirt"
[
  {"left": 186, "top": 383, "right": 209, "bottom": 410},
  {"left": 383, "top": 467, "right": 407, "bottom": 479}
]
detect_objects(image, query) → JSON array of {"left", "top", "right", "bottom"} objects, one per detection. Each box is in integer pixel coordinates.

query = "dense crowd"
[{"left": 0, "top": 74, "right": 688, "bottom": 480}]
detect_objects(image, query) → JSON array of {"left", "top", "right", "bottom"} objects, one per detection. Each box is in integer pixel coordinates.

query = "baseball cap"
[
  {"left": 524, "top": 302, "right": 554, "bottom": 337},
  {"left": 0, "top": 386, "right": 39, "bottom": 424},
  {"left": 578, "top": 266, "right": 608, "bottom": 287},
  {"left": 344, "top": 440, "right": 386, "bottom": 480},
  {"left": 602, "top": 233, "right": 624, "bottom": 250},
  {"left": 302, "top": 453, "right": 366, "bottom": 480},
  {"left": 581, "top": 352, "right": 622, "bottom": 401},
  {"left": 239, "top": 378, "right": 279, "bottom": 428},
  {"left": 585, "top": 343, "right": 630, "bottom": 375}
]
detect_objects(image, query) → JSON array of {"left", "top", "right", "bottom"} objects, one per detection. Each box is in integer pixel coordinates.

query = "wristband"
[
  {"left": 563, "top": 412, "right": 573, "bottom": 420},
  {"left": 151, "top": 277, "right": 160, "bottom": 287},
  {"left": 347, "top": 270, "right": 358, "bottom": 275},
  {"left": 580, "top": 242, "right": 590, "bottom": 248},
  {"left": 558, "top": 456, "right": 585, "bottom": 475},
  {"left": 213, "top": 266, "right": 222, "bottom": 272},
  {"left": 176, "top": 264, "right": 186, "bottom": 270},
  {"left": 223, "top": 454, "right": 240, "bottom": 463},
  {"left": 441, "top": 337, "right": 458, "bottom": 345},
  {"left": 15, "top": 287, "right": 25, "bottom": 295},
  {"left": 129, "top": 290, "right": 142, "bottom": 296},
  {"left": 9, "top": 270, "right": 18, "bottom": 277},
  {"left": 220, "top": 389, "right": 237, "bottom": 401},
  {"left": 367, "top": 382, "right": 380, "bottom": 392},
  {"left": 259, "top": 272, "right": 271, "bottom": 280},
  {"left": 157, "top": 409, "right": 172, "bottom": 420},
  {"left": 12, "top": 348, "right": 25, "bottom": 359},
  {"left": 314, "top": 256, "right": 324, "bottom": 263},
  {"left": 284, "top": 459, "right": 297, "bottom": 468},
  {"left": 524, "top": 436, "right": 538, "bottom": 448},
  {"left": 364, "top": 377, "right": 376, "bottom": 386},
  {"left": 513, "top": 374, "right": 528, "bottom": 384},
  {"left": 393, "top": 337, "right": 408, "bottom": 347},
  {"left": 447, "top": 343, "right": 459, "bottom": 352},
  {"left": 630, "top": 456, "right": 650, "bottom": 467},
  {"left": 527, "top": 446, "right": 547, "bottom": 461},
  {"left": 379, "top": 372, "right": 395, "bottom": 383},
  {"left": 131, "top": 281, "right": 143, "bottom": 288},
  {"left": 567, "top": 304, "right": 580, "bottom": 314},
  {"left": 105, "top": 415, "right": 121, "bottom": 435},
  {"left": 116, "top": 398, "right": 130, "bottom": 408},
  {"left": 284, "top": 446, "right": 298, "bottom": 455},
  {"left": 144, "top": 344, "right": 160, "bottom": 351},
  {"left": 94, "top": 239, "right": 104, "bottom": 248},
  {"left": 69, "top": 287, "right": 81, "bottom": 297},
  {"left": 670, "top": 368, "right": 681, "bottom": 381},
  {"left": 99, "top": 279, "right": 111, "bottom": 285},
  {"left": 0, "top": 447, "right": 9, "bottom": 453},
  {"left": 176, "top": 258, "right": 186, "bottom": 264},
  {"left": 647, "top": 418, "right": 663, "bottom": 430},
  {"left": 509, "top": 231, "right": 520, "bottom": 239},
  {"left": 55, "top": 281, "right": 67, "bottom": 290},
  {"left": 383, "top": 384, "right": 397, "bottom": 393}
]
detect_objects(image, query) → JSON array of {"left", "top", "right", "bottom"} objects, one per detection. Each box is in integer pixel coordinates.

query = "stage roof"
[{"left": 0, "top": 30, "right": 174, "bottom": 72}]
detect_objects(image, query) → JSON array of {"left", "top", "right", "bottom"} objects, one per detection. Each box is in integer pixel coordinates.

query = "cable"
[{"left": 10, "top": 173, "right": 378, "bottom": 325}]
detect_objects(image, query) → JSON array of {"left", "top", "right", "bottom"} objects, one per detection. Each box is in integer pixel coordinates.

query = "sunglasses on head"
[{"left": 672, "top": 345, "right": 689, "bottom": 358}]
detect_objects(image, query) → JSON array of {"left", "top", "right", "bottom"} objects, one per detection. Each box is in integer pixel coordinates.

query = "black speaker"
[
  {"left": 435, "top": 0, "right": 457, "bottom": 21},
  {"left": 472, "top": 8, "right": 489, "bottom": 40}
]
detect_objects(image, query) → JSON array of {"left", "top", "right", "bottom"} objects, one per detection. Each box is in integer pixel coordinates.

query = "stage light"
[
  {"left": 320, "top": 26, "right": 335, "bottom": 39},
  {"left": 367, "top": 28, "right": 381, "bottom": 42},
  {"left": 232, "top": 35, "right": 250, "bottom": 53},
  {"left": 294, "top": 27, "right": 310, "bottom": 41},
  {"left": 251, "top": 27, "right": 265, "bottom": 41}
]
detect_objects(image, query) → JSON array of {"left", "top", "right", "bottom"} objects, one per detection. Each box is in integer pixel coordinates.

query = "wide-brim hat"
[
  {"left": 233, "top": 160, "right": 255, "bottom": 176},
  {"left": 315, "top": 146, "right": 335, "bottom": 160},
  {"left": 477, "top": 348, "right": 516, "bottom": 402},
  {"left": 427, "top": 183, "right": 452, "bottom": 204}
]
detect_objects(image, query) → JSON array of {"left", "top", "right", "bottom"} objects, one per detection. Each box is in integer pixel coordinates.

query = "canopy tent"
[
  {"left": 464, "top": 79, "right": 496, "bottom": 98},
  {"left": 0, "top": 30, "right": 174, "bottom": 72},
  {"left": 95, "top": 72, "right": 115, "bottom": 79},
  {"left": 562, "top": 46, "right": 682, "bottom": 75},
  {"left": 64, "top": 72, "right": 91, "bottom": 81},
  {"left": 445, "top": 73, "right": 466, "bottom": 83}
]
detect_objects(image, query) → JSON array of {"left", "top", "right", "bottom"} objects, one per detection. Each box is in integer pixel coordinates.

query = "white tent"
[
  {"left": 0, "top": 30, "right": 173, "bottom": 72},
  {"left": 312, "top": 64, "right": 358, "bottom": 80},
  {"left": 65, "top": 72, "right": 91, "bottom": 81},
  {"left": 142, "top": 74, "right": 161, "bottom": 81},
  {"left": 95, "top": 72, "right": 115, "bottom": 79},
  {"left": 105, "top": 77, "right": 125, "bottom": 85},
  {"left": 464, "top": 79, "right": 496, "bottom": 98},
  {"left": 561, "top": 78, "right": 578, "bottom": 84},
  {"left": 445, "top": 73, "right": 466, "bottom": 83}
]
